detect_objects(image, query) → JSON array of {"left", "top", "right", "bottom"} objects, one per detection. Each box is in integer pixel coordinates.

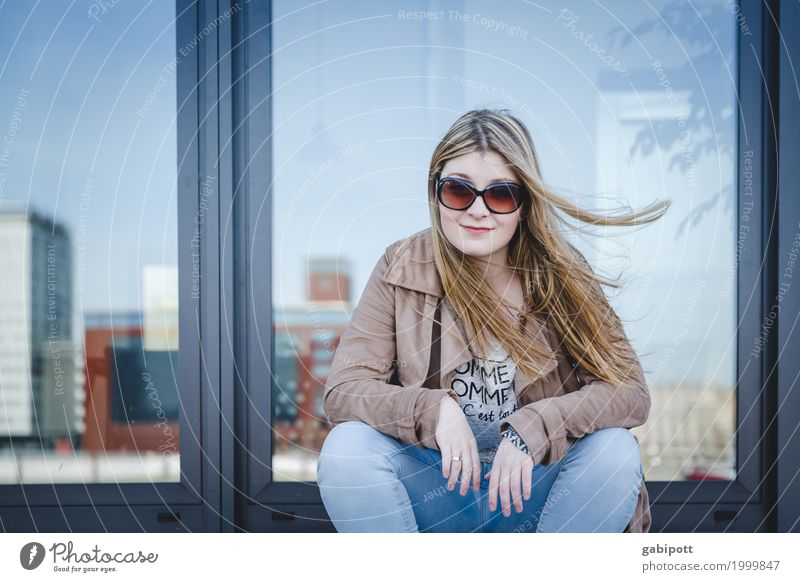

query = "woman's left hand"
[{"left": 486, "top": 439, "right": 534, "bottom": 517}]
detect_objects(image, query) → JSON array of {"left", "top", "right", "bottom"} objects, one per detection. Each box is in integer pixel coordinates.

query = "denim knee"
[
  {"left": 317, "top": 420, "right": 395, "bottom": 485},
  {"left": 574, "top": 427, "right": 643, "bottom": 488}
]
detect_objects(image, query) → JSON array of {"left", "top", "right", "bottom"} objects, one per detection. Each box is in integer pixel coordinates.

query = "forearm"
[
  {"left": 500, "top": 359, "right": 649, "bottom": 466},
  {"left": 324, "top": 375, "right": 458, "bottom": 449}
]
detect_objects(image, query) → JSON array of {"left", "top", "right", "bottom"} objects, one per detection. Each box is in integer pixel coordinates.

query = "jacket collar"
[
  {"left": 383, "top": 227, "right": 559, "bottom": 389},
  {"left": 383, "top": 227, "right": 444, "bottom": 297}
]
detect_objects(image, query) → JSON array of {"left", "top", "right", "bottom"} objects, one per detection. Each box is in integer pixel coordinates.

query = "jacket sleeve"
[
  {"left": 322, "top": 247, "right": 459, "bottom": 450},
  {"left": 499, "top": 261, "right": 651, "bottom": 466}
]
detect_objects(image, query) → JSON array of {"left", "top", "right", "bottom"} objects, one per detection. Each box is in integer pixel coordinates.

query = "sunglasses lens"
[
  {"left": 439, "top": 180, "right": 475, "bottom": 210},
  {"left": 485, "top": 183, "right": 523, "bottom": 213}
]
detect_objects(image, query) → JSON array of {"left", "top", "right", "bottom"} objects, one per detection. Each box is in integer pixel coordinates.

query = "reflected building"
[
  {"left": 637, "top": 383, "right": 736, "bottom": 482},
  {"left": 82, "top": 262, "right": 180, "bottom": 455},
  {"left": 83, "top": 307, "right": 180, "bottom": 455},
  {"left": 272, "top": 257, "right": 351, "bottom": 479},
  {"left": 0, "top": 204, "right": 80, "bottom": 449},
  {"left": 143, "top": 265, "right": 179, "bottom": 351},
  {"left": 40, "top": 340, "right": 84, "bottom": 445}
]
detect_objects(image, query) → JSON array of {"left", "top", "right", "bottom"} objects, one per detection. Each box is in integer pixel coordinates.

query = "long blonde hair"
[{"left": 422, "top": 107, "right": 670, "bottom": 387}]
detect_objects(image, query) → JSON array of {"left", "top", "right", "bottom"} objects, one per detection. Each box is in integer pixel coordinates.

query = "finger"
[
  {"left": 459, "top": 448, "right": 473, "bottom": 496},
  {"left": 487, "top": 465, "right": 499, "bottom": 512},
  {"left": 447, "top": 450, "right": 462, "bottom": 491},
  {"left": 510, "top": 465, "right": 523, "bottom": 513},
  {"left": 499, "top": 466, "right": 512, "bottom": 517},
  {"left": 522, "top": 458, "right": 533, "bottom": 501},
  {"left": 471, "top": 443, "right": 481, "bottom": 493},
  {"left": 440, "top": 443, "right": 451, "bottom": 479}
]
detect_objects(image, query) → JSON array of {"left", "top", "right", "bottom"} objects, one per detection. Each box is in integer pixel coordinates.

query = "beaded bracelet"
[{"left": 501, "top": 425, "right": 531, "bottom": 456}]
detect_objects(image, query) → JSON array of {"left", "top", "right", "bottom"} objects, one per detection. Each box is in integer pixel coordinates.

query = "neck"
[{"left": 470, "top": 250, "right": 511, "bottom": 281}]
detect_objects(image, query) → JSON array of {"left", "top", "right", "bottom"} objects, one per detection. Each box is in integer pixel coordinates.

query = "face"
[{"left": 437, "top": 150, "right": 524, "bottom": 266}]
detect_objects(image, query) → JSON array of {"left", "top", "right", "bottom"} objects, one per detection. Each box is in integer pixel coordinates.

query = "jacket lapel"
[{"left": 383, "top": 227, "right": 558, "bottom": 396}]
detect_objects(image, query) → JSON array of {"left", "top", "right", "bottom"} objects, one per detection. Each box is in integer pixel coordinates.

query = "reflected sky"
[
  {"left": 272, "top": 0, "right": 737, "bottom": 387},
  {"left": 0, "top": 0, "right": 178, "bottom": 339},
  {"left": 0, "top": 1, "right": 738, "bottom": 388}
]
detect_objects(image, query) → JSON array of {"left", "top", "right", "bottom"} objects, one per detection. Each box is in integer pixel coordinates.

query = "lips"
[{"left": 462, "top": 225, "right": 492, "bottom": 232}]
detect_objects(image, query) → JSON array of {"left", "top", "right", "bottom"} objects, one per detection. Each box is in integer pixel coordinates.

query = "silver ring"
[{"left": 451, "top": 456, "right": 461, "bottom": 463}]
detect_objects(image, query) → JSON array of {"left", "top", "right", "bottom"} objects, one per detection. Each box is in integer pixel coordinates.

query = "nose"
[{"left": 466, "top": 193, "right": 490, "bottom": 218}]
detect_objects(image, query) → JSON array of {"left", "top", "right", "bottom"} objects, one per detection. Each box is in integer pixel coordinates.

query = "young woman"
[{"left": 317, "top": 108, "right": 670, "bottom": 533}]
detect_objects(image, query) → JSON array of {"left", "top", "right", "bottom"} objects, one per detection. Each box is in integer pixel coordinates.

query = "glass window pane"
[
  {"left": 0, "top": 2, "right": 180, "bottom": 484},
  {"left": 271, "top": 0, "right": 737, "bottom": 482}
]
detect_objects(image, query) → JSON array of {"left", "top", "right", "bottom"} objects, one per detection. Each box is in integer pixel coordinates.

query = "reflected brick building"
[
  {"left": 272, "top": 257, "right": 351, "bottom": 464},
  {"left": 82, "top": 312, "right": 179, "bottom": 454}
]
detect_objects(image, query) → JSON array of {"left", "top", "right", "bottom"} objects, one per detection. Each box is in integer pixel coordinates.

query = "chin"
[{"left": 453, "top": 239, "right": 497, "bottom": 257}]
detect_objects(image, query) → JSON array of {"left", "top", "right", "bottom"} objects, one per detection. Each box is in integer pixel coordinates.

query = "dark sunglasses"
[{"left": 435, "top": 176, "right": 525, "bottom": 214}]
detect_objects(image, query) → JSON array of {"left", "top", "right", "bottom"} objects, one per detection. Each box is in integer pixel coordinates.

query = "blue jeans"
[{"left": 317, "top": 420, "right": 643, "bottom": 532}]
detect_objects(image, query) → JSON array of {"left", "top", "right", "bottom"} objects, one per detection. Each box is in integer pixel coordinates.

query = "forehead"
[{"left": 441, "top": 150, "right": 517, "bottom": 182}]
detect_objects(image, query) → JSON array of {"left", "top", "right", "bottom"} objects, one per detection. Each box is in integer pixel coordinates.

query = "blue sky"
[{"left": 0, "top": 0, "right": 738, "bottom": 388}]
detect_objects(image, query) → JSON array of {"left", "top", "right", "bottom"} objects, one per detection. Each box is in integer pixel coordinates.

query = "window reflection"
[
  {"left": 0, "top": 2, "right": 179, "bottom": 484},
  {"left": 271, "top": 0, "right": 737, "bottom": 482}
]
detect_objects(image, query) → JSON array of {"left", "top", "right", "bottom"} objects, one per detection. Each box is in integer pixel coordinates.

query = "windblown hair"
[{"left": 420, "top": 107, "right": 670, "bottom": 387}]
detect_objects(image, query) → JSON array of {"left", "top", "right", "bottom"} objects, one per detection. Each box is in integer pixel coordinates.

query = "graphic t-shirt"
[{"left": 448, "top": 334, "right": 519, "bottom": 464}]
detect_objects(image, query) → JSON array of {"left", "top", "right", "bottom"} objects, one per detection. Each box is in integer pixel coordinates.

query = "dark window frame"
[
  {"left": 5, "top": 0, "right": 798, "bottom": 534},
  {"left": 231, "top": 0, "right": 799, "bottom": 533},
  {"left": 0, "top": 0, "right": 218, "bottom": 532}
]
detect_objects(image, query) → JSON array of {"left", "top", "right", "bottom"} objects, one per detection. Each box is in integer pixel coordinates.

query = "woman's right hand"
[{"left": 435, "top": 397, "right": 481, "bottom": 495}]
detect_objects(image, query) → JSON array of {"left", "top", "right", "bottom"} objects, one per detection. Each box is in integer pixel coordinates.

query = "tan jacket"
[{"left": 323, "top": 227, "right": 651, "bottom": 533}]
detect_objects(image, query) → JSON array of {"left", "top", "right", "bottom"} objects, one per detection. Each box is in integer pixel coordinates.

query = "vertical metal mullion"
[
  {"left": 243, "top": 0, "right": 272, "bottom": 518},
  {"left": 776, "top": 0, "right": 800, "bottom": 533},
  {"left": 756, "top": 0, "right": 780, "bottom": 533},
  {"left": 230, "top": 0, "right": 250, "bottom": 532},
  {"left": 198, "top": 0, "right": 223, "bottom": 533},
  {"left": 218, "top": 0, "right": 237, "bottom": 533},
  {"left": 176, "top": 0, "right": 204, "bottom": 516}
]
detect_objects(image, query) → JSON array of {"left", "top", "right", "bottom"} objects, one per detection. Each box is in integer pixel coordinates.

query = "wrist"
[{"left": 501, "top": 425, "right": 531, "bottom": 456}]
